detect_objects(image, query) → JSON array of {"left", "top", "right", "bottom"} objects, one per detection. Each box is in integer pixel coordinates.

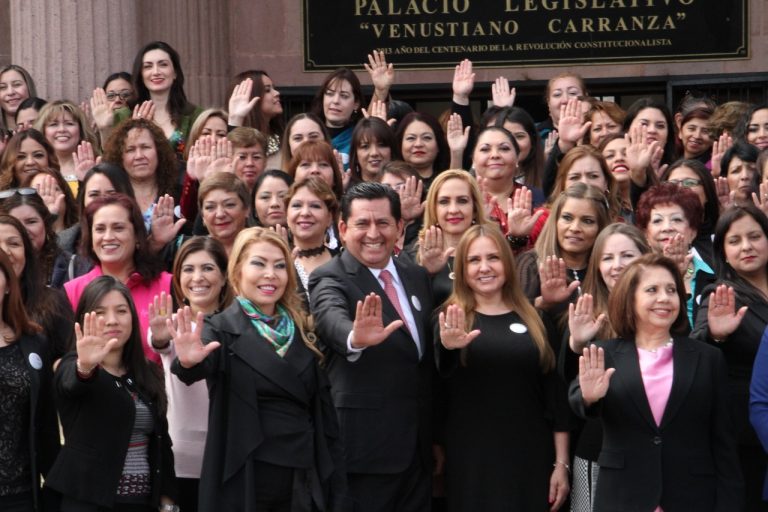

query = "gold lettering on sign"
[
  {"left": 504, "top": 0, "right": 694, "bottom": 10},
  {"left": 548, "top": 15, "right": 677, "bottom": 33},
  {"left": 354, "top": 0, "right": 470, "bottom": 16}
]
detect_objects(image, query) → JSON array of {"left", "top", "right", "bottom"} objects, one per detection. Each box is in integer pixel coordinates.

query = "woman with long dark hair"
[
  {"left": 0, "top": 214, "right": 74, "bottom": 359},
  {"left": 692, "top": 204, "right": 768, "bottom": 509},
  {"left": 228, "top": 70, "right": 284, "bottom": 169},
  {"left": 0, "top": 249, "right": 59, "bottom": 512},
  {"left": 64, "top": 194, "right": 171, "bottom": 364},
  {"left": 0, "top": 129, "right": 58, "bottom": 190},
  {"left": 46, "top": 276, "right": 176, "bottom": 511}
]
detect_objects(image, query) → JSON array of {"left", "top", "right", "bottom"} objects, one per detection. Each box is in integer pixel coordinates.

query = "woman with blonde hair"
[
  {"left": 416, "top": 169, "right": 487, "bottom": 306},
  {"left": 171, "top": 227, "right": 346, "bottom": 511},
  {"left": 438, "top": 224, "right": 570, "bottom": 511},
  {"left": 33, "top": 100, "right": 99, "bottom": 180}
]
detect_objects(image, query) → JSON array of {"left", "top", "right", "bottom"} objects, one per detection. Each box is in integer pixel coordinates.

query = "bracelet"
[
  {"left": 553, "top": 460, "right": 571, "bottom": 473},
  {"left": 160, "top": 505, "right": 180, "bottom": 512},
  {"left": 506, "top": 234, "right": 529, "bottom": 249},
  {"left": 76, "top": 359, "right": 96, "bottom": 377}
]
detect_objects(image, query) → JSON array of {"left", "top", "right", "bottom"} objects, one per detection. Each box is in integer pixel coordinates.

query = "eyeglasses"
[
  {"left": 665, "top": 178, "right": 702, "bottom": 188},
  {"left": 106, "top": 90, "right": 132, "bottom": 101},
  {"left": 0, "top": 188, "right": 38, "bottom": 200}
]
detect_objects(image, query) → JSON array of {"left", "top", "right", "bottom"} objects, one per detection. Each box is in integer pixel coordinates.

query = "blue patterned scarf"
[{"left": 236, "top": 296, "right": 295, "bottom": 357}]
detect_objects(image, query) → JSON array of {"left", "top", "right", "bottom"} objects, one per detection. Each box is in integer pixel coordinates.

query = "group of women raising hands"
[{"left": 6, "top": 42, "right": 768, "bottom": 512}]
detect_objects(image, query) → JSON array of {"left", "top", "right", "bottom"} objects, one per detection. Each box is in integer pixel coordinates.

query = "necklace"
[
  {"left": 296, "top": 244, "right": 327, "bottom": 258},
  {"left": 644, "top": 337, "right": 674, "bottom": 353},
  {"left": 447, "top": 259, "right": 455, "bottom": 280}
]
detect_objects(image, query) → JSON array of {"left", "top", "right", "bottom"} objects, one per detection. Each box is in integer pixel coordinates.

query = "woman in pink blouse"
[
  {"left": 64, "top": 193, "right": 171, "bottom": 364},
  {"left": 569, "top": 254, "right": 743, "bottom": 512}
]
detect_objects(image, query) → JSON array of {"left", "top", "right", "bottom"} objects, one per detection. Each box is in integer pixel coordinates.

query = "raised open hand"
[
  {"left": 418, "top": 225, "right": 455, "bottom": 275},
  {"left": 625, "top": 126, "right": 660, "bottom": 186},
  {"left": 150, "top": 194, "right": 186, "bottom": 247},
  {"left": 148, "top": 292, "right": 174, "bottom": 347},
  {"left": 398, "top": 175, "right": 424, "bottom": 222},
  {"left": 544, "top": 130, "right": 558, "bottom": 159},
  {"left": 75, "top": 312, "right": 121, "bottom": 370},
  {"left": 568, "top": 294, "right": 606, "bottom": 353},
  {"left": 452, "top": 59, "right": 475, "bottom": 104},
  {"left": 752, "top": 182, "right": 768, "bottom": 217},
  {"left": 132, "top": 100, "right": 155, "bottom": 121},
  {"left": 439, "top": 304, "right": 481, "bottom": 350},
  {"left": 557, "top": 97, "right": 591, "bottom": 148},
  {"left": 446, "top": 112, "right": 470, "bottom": 155},
  {"left": 209, "top": 138, "right": 235, "bottom": 175},
  {"left": 364, "top": 50, "right": 395, "bottom": 100},
  {"left": 186, "top": 137, "right": 214, "bottom": 181},
  {"left": 491, "top": 77, "right": 515, "bottom": 107},
  {"left": 350, "top": 293, "right": 404, "bottom": 348},
  {"left": 169, "top": 306, "right": 221, "bottom": 368},
  {"left": 34, "top": 174, "right": 65, "bottom": 218},
  {"left": 538, "top": 256, "right": 580, "bottom": 309},
  {"left": 361, "top": 99, "right": 388, "bottom": 122},
  {"left": 716, "top": 176, "right": 734, "bottom": 210},
  {"left": 89, "top": 88, "right": 114, "bottom": 130},
  {"left": 72, "top": 141, "right": 97, "bottom": 181},
  {"left": 228, "top": 78, "right": 259, "bottom": 126},
  {"left": 707, "top": 284, "right": 748, "bottom": 340},
  {"left": 506, "top": 186, "right": 544, "bottom": 237},
  {"left": 710, "top": 132, "right": 733, "bottom": 178},
  {"left": 662, "top": 233, "right": 693, "bottom": 278},
  {"left": 578, "top": 344, "right": 615, "bottom": 406}
]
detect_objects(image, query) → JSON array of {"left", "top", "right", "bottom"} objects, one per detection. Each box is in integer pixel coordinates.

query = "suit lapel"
[
  {"left": 659, "top": 338, "right": 699, "bottom": 429},
  {"left": 395, "top": 257, "right": 428, "bottom": 353},
  {"left": 340, "top": 251, "right": 421, "bottom": 357},
  {"left": 219, "top": 305, "right": 311, "bottom": 404},
  {"left": 611, "top": 342, "right": 658, "bottom": 431}
]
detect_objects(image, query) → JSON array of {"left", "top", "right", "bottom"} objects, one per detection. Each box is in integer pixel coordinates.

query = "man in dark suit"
[{"left": 309, "top": 182, "right": 434, "bottom": 512}]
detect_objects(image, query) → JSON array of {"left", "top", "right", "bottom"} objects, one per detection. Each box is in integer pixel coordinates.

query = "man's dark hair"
[{"left": 341, "top": 182, "right": 401, "bottom": 222}]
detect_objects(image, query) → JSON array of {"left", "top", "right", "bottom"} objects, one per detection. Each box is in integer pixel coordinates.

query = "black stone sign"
[{"left": 302, "top": 0, "right": 748, "bottom": 71}]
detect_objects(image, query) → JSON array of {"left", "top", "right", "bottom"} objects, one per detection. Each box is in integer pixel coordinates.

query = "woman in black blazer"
[
  {"left": 45, "top": 276, "right": 177, "bottom": 512},
  {"left": 0, "top": 250, "right": 59, "bottom": 512},
  {"left": 171, "top": 227, "right": 347, "bottom": 512},
  {"left": 570, "top": 254, "right": 743, "bottom": 512},
  {"left": 692, "top": 204, "right": 768, "bottom": 511}
]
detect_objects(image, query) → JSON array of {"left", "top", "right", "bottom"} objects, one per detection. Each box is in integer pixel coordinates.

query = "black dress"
[{"left": 438, "top": 311, "right": 569, "bottom": 512}]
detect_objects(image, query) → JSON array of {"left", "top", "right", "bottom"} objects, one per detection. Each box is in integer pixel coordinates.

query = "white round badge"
[
  {"left": 509, "top": 323, "right": 528, "bottom": 334},
  {"left": 411, "top": 295, "right": 422, "bottom": 311},
  {"left": 28, "top": 352, "right": 43, "bottom": 370}
]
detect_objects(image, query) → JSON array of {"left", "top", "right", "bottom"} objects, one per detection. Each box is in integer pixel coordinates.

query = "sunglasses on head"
[{"left": 0, "top": 188, "right": 38, "bottom": 200}]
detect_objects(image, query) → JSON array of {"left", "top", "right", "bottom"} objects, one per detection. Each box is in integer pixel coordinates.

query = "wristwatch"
[{"left": 160, "top": 505, "right": 180, "bottom": 512}]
